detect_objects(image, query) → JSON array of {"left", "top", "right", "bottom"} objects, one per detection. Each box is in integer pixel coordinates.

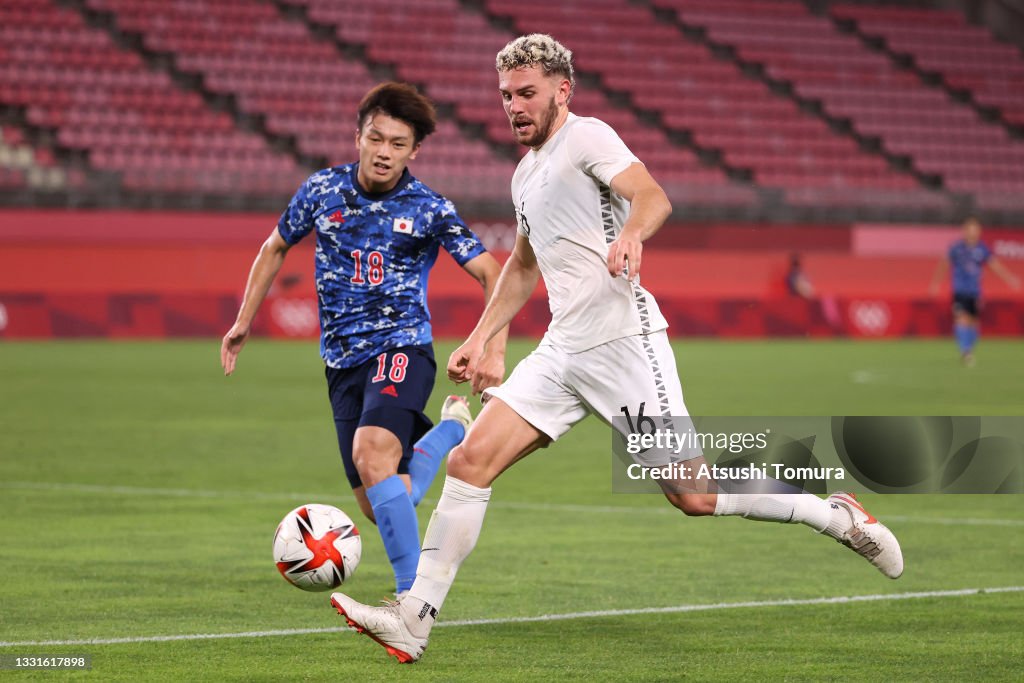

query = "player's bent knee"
[
  {"left": 352, "top": 428, "right": 404, "bottom": 486},
  {"left": 352, "top": 448, "right": 392, "bottom": 484},
  {"left": 443, "top": 401, "right": 545, "bottom": 487},
  {"left": 445, "top": 444, "right": 476, "bottom": 479},
  {"left": 446, "top": 439, "right": 496, "bottom": 486},
  {"left": 666, "top": 492, "right": 717, "bottom": 517}
]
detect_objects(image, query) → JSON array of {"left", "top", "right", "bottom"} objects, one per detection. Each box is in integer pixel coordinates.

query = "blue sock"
[
  {"left": 408, "top": 420, "right": 465, "bottom": 506},
  {"left": 965, "top": 326, "right": 979, "bottom": 352},
  {"left": 365, "top": 475, "right": 419, "bottom": 593},
  {"left": 954, "top": 324, "right": 971, "bottom": 354}
]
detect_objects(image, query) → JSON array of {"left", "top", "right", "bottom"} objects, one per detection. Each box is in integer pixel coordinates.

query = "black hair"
[{"left": 357, "top": 82, "right": 437, "bottom": 144}]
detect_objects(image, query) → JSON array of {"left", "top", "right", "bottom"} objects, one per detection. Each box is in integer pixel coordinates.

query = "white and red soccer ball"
[{"left": 273, "top": 504, "right": 361, "bottom": 592}]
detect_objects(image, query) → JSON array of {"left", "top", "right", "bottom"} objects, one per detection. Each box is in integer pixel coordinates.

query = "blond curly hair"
[{"left": 495, "top": 34, "right": 575, "bottom": 101}]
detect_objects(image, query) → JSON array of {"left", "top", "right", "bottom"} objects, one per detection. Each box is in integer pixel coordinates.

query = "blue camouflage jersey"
[
  {"left": 277, "top": 164, "right": 487, "bottom": 368},
  {"left": 949, "top": 239, "right": 991, "bottom": 297}
]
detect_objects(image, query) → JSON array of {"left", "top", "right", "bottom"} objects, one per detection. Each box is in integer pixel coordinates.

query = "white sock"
[
  {"left": 402, "top": 476, "right": 491, "bottom": 635},
  {"left": 714, "top": 492, "right": 832, "bottom": 532}
]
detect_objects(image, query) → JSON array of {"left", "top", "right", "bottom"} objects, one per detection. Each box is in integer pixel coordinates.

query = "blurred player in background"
[
  {"left": 786, "top": 252, "right": 841, "bottom": 331},
  {"left": 221, "top": 82, "right": 508, "bottom": 595},
  {"left": 331, "top": 35, "right": 903, "bottom": 663},
  {"left": 929, "top": 216, "right": 1020, "bottom": 366},
  {"left": 786, "top": 252, "right": 815, "bottom": 299}
]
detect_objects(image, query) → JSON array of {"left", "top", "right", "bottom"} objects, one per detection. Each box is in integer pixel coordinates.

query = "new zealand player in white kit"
[{"left": 330, "top": 34, "right": 905, "bottom": 663}]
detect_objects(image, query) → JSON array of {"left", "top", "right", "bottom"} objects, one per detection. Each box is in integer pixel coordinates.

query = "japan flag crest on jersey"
[{"left": 393, "top": 217, "right": 414, "bottom": 234}]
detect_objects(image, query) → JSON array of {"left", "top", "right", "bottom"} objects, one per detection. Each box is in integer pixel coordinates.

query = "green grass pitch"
[{"left": 1, "top": 338, "right": 1022, "bottom": 681}]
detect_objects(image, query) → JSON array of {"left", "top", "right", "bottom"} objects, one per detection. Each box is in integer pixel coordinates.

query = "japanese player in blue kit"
[
  {"left": 930, "top": 217, "right": 1020, "bottom": 365},
  {"left": 221, "top": 83, "right": 508, "bottom": 595}
]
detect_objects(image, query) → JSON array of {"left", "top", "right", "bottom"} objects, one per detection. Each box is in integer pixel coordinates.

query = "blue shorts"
[
  {"left": 952, "top": 293, "right": 980, "bottom": 318},
  {"left": 325, "top": 344, "right": 436, "bottom": 488}
]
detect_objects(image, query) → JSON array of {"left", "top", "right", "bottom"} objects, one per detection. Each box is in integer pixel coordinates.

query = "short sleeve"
[
  {"left": 566, "top": 119, "right": 640, "bottom": 187},
  {"left": 980, "top": 243, "right": 992, "bottom": 263},
  {"left": 276, "top": 176, "right": 318, "bottom": 245},
  {"left": 436, "top": 199, "right": 487, "bottom": 266},
  {"left": 514, "top": 203, "right": 530, "bottom": 237}
]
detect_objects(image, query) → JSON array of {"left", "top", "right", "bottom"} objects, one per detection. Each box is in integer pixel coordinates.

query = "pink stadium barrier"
[{"left": 1, "top": 210, "right": 1021, "bottom": 338}]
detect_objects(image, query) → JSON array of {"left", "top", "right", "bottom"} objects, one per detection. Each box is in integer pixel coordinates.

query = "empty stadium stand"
[
  {"left": 1, "top": 0, "right": 308, "bottom": 202},
  {"left": 90, "top": 0, "right": 517, "bottom": 205},
  {"left": 0, "top": 125, "right": 77, "bottom": 192},
  {"left": 0, "top": 0, "right": 1022, "bottom": 222},
  {"left": 831, "top": 3, "right": 1024, "bottom": 213},
  {"left": 302, "top": 0, "right": 759, "bottom": 208},
  {"left": 651, "top": 0, "right": 959, "bottom": 212}
]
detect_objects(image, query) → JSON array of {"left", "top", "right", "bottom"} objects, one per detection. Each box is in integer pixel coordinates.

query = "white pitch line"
[
  {"left": 3, "top": 481, "right": 1024, "bottom": 526},
  {"left": 1, "top": 586, "right": 1021, "bottom": 648}
]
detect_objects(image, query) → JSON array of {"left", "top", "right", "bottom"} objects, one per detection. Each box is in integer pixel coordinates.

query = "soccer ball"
[{"left": 273, "top": 504, "right": 361, "bottom": 592}]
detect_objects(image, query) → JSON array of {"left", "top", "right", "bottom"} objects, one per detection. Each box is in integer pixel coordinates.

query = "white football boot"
[
  {"left": 826, "top": 492, "right": 904, "bottom": 579},
  {"left": 331, "top": 593, "right": 428, "bottom": 663},
  {"left": 440, "top": 395, "right": 473, "bottom": 430}
]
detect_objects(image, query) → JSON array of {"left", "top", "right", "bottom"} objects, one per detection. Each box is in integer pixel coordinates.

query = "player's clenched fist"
[
  {"left": 447, "top": 337, "right": 485, "bottom": 386},
  {"left": 471, "top": 348, "right": 505, "bottom": 396}
]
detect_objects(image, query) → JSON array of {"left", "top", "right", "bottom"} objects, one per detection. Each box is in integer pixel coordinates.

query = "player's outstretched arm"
[
  {"left": 606, "top": 163, "right": 672, "bottom": 281},
  {"left": 221, "top": 229, "right": 292, "bottom": 376},
  {"left": 987, "top": 256, "right": 1022, "bottom": 290},
  {"left": 448, "top": 234, "right": 539, "bottom": 389},
  {"left": 460, "top": 252, "right": 511, "bottom": 394}
]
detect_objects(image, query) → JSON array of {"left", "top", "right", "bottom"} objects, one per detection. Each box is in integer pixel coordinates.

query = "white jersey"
[{"left": 511, "top": 113, "right": 668, "bottom": 353}]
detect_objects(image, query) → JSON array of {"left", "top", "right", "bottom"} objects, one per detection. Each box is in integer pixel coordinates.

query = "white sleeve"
[
  {"left": 511, "top": 174, "right": 529, "bottom": 237},
  {"left": 566, "top": 119, "right": 640, "bottom": 187},
  {"left": 514, "top": 203, "right": 529, "bottom": 237}
]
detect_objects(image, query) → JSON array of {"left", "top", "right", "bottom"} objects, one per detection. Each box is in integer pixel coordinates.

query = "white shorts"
[{"left": 484, "top": 331, "right": 695, "bottom": 464}]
